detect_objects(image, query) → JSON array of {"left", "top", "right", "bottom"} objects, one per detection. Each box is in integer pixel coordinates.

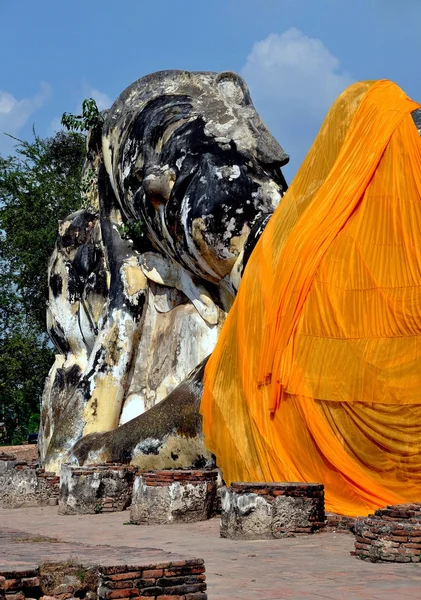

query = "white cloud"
[
  {"left": 241, "top": 28, "right": 354, "bottom": 179},
  {"left": 0, "top": 83, "right": 51, "bottom": 154},
  {"left": 88, "top": 88, "right": 112, "bottom": 111}
]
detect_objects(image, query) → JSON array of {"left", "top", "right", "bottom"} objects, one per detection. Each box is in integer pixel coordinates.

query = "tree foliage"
[
  {"left": 0, "top": 131, "right": 86, "bottom": 443},
  {"left": 61, "top": 98, "right": 104, "bottom": 133}
]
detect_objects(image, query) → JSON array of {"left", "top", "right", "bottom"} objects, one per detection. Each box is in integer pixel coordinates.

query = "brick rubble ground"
[
  {"left": 1, "top": 507, "right": 420, "bottom": 599},
  {"left": 0, "top": 445, "right": 38, "bottom": 462}
]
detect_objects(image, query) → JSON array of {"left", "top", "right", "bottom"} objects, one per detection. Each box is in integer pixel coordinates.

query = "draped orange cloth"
[{"left": 201, "top": 80, "right": 421, "bottom": 517}]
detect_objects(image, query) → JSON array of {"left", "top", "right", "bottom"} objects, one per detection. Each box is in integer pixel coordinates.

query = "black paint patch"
[
  {"left": 59, "top": 211, "right": 98, "bottom": 249},
  {"left": 193, "top": 455, "right": 207, "bottom": 469},
  {"left": 412, "top": 108, "right": 421, "bottom": 135},
  {"left": 66, "top": 364, "right": 82, "bottom": 388},
  {"left": 79, "top": 346, "right": 107, "bottom": 401},
  {"left": 50, "top": 273, "right": 63, "bottom": 297},
  {"left": 241, "top": 213, "right": 273, "bottom": 275},
  {"left": 53, "top": 368, "right": 66, "bottom": 392},
  {"left": 127, "top": 291, "right": 146, "bottom": 323},
  {"left": 73, "top": 244, "right": 96, "bottom": 278},
  {"left": 49, "top": 321, "right": 71, "bottom": 355}
]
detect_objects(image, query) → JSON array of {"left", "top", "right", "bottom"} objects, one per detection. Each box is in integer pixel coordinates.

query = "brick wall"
[
  {"left": 0, "top": 569, "right": 41, "bottom": 600},
  {"left": 354, "top": 503, "right": 421, "bottom": 563},
  {"left": 0, "top": 561, "right": 207, "bottom": 600},
  {"left": 98, "top": 560, "right": 206, "bottom": 599}
]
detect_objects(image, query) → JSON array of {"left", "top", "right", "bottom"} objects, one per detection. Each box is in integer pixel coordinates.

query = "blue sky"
[{"left": 1, "top": 0, "right": 421, "bottom": 180}]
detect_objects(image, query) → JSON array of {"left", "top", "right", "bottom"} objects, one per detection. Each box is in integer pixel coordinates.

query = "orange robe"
[{"left": 201, "top": 80, "right": 421, "bottom": 517}]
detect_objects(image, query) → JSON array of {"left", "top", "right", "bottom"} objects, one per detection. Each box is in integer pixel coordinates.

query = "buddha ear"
[
  {"left": 215, "top": 71, "right": 251, "bottom": 106},
  {"left": 87, "top": 109, "right": 109, "bottom": 157}
]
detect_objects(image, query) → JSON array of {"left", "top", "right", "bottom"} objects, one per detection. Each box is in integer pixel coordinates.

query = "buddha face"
[{"left": 103, "top": 70, "right": 289, "bottom": 282}]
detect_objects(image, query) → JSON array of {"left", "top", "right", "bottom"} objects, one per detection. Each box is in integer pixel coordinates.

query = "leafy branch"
[{"left": 61, "top": 98, "right": 104, "bottom": 133}]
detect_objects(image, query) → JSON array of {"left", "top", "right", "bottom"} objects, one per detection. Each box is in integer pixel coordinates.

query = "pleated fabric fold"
[{"left": 201, "top": 80, "right": 421, "bottom": 517}]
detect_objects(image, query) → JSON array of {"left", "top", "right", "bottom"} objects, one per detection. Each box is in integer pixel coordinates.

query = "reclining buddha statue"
[{"left": 39, "top": 70, "right": 289, "bottom": 472}]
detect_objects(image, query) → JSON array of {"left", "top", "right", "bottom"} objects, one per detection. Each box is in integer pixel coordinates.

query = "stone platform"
[
  {"left": 130, "top": 470, "right": 218, "bottom": 525},
  {"left": 221, "top": 482, "right": 325, "bottom": 540},
  {"left": 354, "top": 503, "right": 421, "bottom": 563},
  {"left": 59, "top": 464, "right": 139, "bottom": 515},
  {"left": 0, "top": 455, "right": 59, "bottom": 509}
]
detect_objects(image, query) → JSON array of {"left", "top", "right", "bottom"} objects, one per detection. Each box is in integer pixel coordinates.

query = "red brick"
[
  {"left": 109, "top": 573, "right": 142, "bottom": 582},
  {"left": 355, "top": 536, "right": 372, "bottom": 544},
  {"left": 4, "top": 580, "right": 18, "bottom": 590},
  {"left": 355, "top": 542, "right": 370, "bottom": 551},
  {"left": 159, "top": 584, "right": 206, "bottom": 595},
  {"left": 142, "top": 569, "right": 163, "bottom": 578},
  {"left": 133, "top": 588, "right": 161, "bottom": 596},
  {"left": 104, "top": 589, "right": 133, "bottom": 599},
  {"left": 164, "top": 566, "right": 205, "bottom": 577},
  {"left": 392, "top": 529, "right": 410, "bottom": 536},
  {"left": 107, "top": 581, "right": 135, "bottom": 589}
]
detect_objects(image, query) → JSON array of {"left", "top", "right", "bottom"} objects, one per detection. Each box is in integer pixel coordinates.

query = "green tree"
[
  {"left": 0, "top": 131, "right": 86, "bottom": 443},
  {"left": 61, "top": 97, "right": 104, "bottom": 134}
]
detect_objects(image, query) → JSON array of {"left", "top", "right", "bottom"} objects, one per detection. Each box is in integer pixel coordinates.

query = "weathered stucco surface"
[
  {"left": 39, "top": 70, "right": 289, "bottom": 473},
  {"left": 220, "top": 484, "right": 325, "bottom": 540},
  {"left": 0, "top": 460, "right": 59, "bottom": 508},
  {"left": 59, "top": 464, "right": 135, "bottom": 515},
  {"left": 130, "top": 472, "right": 217, "bottom": 524}
]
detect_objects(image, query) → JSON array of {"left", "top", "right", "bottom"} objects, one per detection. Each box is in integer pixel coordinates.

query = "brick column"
[
  {"left": 221, "top": 482, "right": 325, "bottom": 540},
  {"left": 130, "top": 470, "right": 218, "bottom": 524},
  {"left": 354, "top": 503, "right": 421, "bottom": 563}
]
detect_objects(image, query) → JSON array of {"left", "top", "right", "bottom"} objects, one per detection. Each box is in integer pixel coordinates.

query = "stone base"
[
  {"left": 59, "top": 464, "right": 138, "bottom": 515},
  {"left": 0, "top": 457, "right": 59, "bottom": 509},
  {"left": 220, "top": 482, "right": 325, "bottom": 540},
  {"left": 130, "top": 469, "right": 218, "bottom": 524},
  {"left": 354, "top": 503, "right": 421, "bottom": 563}
]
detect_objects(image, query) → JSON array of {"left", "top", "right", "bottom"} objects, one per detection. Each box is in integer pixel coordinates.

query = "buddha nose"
[
  {"left": 256, "top": 131, "right": 289, "bottom": 168},
  {"left": 252, "top": 115, "right": 289, "bottom": 167}
]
